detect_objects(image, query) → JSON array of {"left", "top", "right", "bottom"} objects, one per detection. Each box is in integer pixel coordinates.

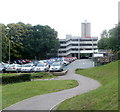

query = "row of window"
[
  {"left": 58, "top": 48, "right": 97, "bottom": 53},
  {"left": 60, "top": 39, "right": 97, "bottom": 44},
  {"left": 60, "top": 44, "right": 97, "bottom": 48}
]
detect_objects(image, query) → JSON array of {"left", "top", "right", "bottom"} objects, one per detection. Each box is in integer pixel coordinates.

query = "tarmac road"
[{"left": 4, "top": 59, "right": 101, "bottom": 111}]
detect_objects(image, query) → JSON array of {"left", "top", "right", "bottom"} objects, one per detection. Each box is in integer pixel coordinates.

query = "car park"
[
  {"left": 1, "top": 57, "right": 77, "bottom": 73},
  {"left": 49, "top": 61, "right": 64, "bottom": 72}
]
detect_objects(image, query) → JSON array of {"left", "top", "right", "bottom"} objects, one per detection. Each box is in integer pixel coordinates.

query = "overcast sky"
[{"left": 0, "top": 0, "right": 119, "bottom": 39}]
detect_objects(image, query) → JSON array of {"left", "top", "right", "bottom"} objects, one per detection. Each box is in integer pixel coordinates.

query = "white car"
[
  {"left": 5, "top": 64, "right": 22, "bottom": 73},
  {"left": 0, "top": 63, "right": 4, "bottom": 73},
  {"left": 21, "top": 64, "right": 34, "bottom": 72},
  {"left": 49, "top": 62, "right": 64, "bottom": 72},
  {"left": 33, "top": 63, "right": 49, "bottom": 72}
]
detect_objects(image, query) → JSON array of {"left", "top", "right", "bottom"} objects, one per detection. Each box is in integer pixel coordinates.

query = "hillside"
[{"left": 57, "top": 60, "right": 119, "bottom": 110}]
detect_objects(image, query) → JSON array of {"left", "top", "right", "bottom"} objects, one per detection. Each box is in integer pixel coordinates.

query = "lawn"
[
  {"left": 2, "top": 80, "right": 78, "bottom": 109},
  {"left": 0, "top": 73, "right": 17, "bottom": 77},
  {"left": 56, "top": 60, "right": 119, "bottom": 110}
]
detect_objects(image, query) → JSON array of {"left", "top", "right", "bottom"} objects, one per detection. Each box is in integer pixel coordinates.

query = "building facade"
[
  {"left": 81, "top": 20, "right": 91, "bottom": 38},
  {"left": 58, "top": 35, "right": 98, "bottom": 58},
  {"left": 58, "top": 21, "right": 98, "bottom": 59}
]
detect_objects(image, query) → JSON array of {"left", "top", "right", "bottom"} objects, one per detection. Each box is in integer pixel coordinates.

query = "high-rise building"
[
  {"left": 58, "top": 21, "right": 98, "bottom": 59},
  {"left": 81, "top": 20, "right": 91, "bottom": 38}
]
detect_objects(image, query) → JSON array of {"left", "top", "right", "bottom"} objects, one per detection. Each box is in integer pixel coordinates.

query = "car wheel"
[
  {"left": 16, "top": 69, "right": 19, "bottom": 73},
  {"left": 61, "top": 69, "right": 63, "bottom": 72}
]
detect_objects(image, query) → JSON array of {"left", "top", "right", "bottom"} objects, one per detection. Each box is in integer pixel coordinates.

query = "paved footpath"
[{"left": 4, "top": 59, "right": 101, "bottom": 110}]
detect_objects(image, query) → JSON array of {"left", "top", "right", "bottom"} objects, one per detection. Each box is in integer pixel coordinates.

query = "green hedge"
[
  {"left": 1, "top": 74, "right": 31, "bottom": 84},
  {"left": 31, "top": 72, "right": 52, "bottom": 79}
]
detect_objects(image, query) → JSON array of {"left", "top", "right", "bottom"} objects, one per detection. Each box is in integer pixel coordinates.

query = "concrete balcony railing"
[
  {"left": 59, "top": 46, "right": 98, "bottom": 51},
  {"left": 58, "top": 50, "right": 98, "bottom": 56},
  {"left": 60, "top": 41, "right": 97, "bottom": 47}
]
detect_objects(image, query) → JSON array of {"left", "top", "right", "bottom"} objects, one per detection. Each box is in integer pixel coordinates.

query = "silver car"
[
  {"left": 0, "top": 63, "right": 4, "bottom": 73},
  {"left": 49, "top": 62, "right": 64, "bottom": 72},
  {"left": 21, "top": 64, "right": 34, "bottom": 72},
  {"left": 5, "top": 64, "right": 22, "bottom": 73},
  {"left": 33, "top": 63, "right": 49, "bottom": 72}
]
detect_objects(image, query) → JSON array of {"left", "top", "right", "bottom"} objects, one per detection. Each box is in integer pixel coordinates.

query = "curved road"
[{"left": 4, "top": 59, "right": 101, "bottom": 110}]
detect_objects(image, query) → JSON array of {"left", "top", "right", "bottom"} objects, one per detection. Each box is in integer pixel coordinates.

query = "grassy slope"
[
  {"left": 57, "top": 60, "right": 119, "bottom": 110},
  {"left": 2, "top": 80, "right": 78, "bottom": 109}
]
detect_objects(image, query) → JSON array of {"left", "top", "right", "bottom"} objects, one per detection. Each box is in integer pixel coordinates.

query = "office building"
[
  {"left": 58, "top": 21, "right": 98, "bottom": 59},
  {"left": 81, "top": 20, "right": 91, "bottom": 38}
]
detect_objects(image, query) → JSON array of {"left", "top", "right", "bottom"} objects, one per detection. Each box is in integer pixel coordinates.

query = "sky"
[{"left": 0, "top": 0, "right": 119, "bottom": 39}]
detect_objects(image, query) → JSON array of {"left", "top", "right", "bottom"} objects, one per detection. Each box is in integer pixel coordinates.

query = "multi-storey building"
[
  {"left": 58, "top": 35, "right": 98, "bottom": 58},
  {"left": 81, "top": 20, "right": 91, "bottom": 38},
  {"left": 58, "top": 21, "right": 98, "bottom": 59}
]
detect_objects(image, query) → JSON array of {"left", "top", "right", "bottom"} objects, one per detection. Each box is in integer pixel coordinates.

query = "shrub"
[
  {"left": 1, "top": 74, "right": 31, "bottom": 84},
  {"left": 31, "top": 72, "right": 53, "bottom": 79}
]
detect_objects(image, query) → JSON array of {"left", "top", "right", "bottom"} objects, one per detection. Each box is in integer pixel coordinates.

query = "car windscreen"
[
  {"left": 52, "top": 62, "right": 60, "bottom": 66},
  {"left": 23, "top": 64, "right": 31, "bottom": 67},
  {"left": 0, "top": 64, "right": 3, "bottom": 68},
  {"left": 37, "top": 64, "right": 45, "bottom": 67},
  {"left": 8, "top": 65, "right": 15, "bottom": 67}
]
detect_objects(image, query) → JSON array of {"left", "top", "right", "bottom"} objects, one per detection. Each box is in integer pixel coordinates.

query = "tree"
[
  {"left": 0, "top": 24, "right": 9, "bottom": 62},
  {"left": 6, "top": 23, "right": 26, "bottom": 60},
  {"left": 97, "top": 37, "right": 110, "bottom": 49},
  {"left": 30, "top": 25, "right": 59, "bottom": 59},
  {"left": 100, "top": 30, "right": 109, "bottom": 38},
  {"left": 20, "top": 23, "right": 34, "bottom": 59},
  {"left": 98, "top": 24, "right": 120, "bottom": 53},
  {"left": 1, "top": 22, "right": 59, "bottom": 62},
  {"left": 108, "top": 24, "right": 120, "bottom": 52}
]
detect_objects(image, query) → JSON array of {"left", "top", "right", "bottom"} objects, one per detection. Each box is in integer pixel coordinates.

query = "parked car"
[
  {"left": 5, "top": 64, "right": 22, "bottom": 73},
  {"left": 0, "top": 63, "right": 4, "bottom": 73},
  {"left": 13, "top": 59, "right": 31, "bottom": 64},
  {"left": 2, "top": 63, "right": 10, "bottom": 73},
  {"left": 33, "top": 63, "right": 49, "bottom": 72},
  {"left": 59, "top": 57, "right": 69, "bottom": 65},
  {"left": 49, "top": 61, "right": 64, "bottom": 72},
  {"left": 31, "top": 61, "right": 40, "bottom": 66},
  {"left": 21, "top": 64, "right": 34, "bottom": 72}
]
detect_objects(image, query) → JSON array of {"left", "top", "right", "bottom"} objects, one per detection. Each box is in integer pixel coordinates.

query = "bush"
[
  {"left": 1, "top": 74, "right": 31, "bottom": 84},
  {"left": 31, "top": 72, "right": 53, "bottom": 79}
]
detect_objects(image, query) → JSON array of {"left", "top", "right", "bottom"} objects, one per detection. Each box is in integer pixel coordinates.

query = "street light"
[
  {"left": 9, "top": 40, "right": 10, "bottom": 63},
  {"left": 0, "top": 25, "right": 2, "bottom": 62},
  {"left": 6, "top": 27, "right": 13, "bottom": 63}
]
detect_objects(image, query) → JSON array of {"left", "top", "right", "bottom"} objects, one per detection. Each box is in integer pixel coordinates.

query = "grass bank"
[
  {"left": 2, "top": 80, "right": 78, "bottom": 109},
  {"left": 56, "top": 60, "right": 119, "bottom": 110}
]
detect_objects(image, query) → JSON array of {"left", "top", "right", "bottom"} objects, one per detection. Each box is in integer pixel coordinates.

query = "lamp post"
[
  {"left": 9, "top": 40, "right": 10, "bottom": 63},
  {"left": 6, "top": 27, "right": 12, "bottom": 63},
  {"left": 0, "top": 25, "right": 2, "bottom": 62}
]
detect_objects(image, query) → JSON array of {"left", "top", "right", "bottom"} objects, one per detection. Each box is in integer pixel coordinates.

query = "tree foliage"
[
  {"left": 98, "top": 24, "right": 120, "bottom": 53},
  {"left": 0, "top": 24, "right": 9, "bottom": 61},
  {"left": 1, "top": 22, "right": 59, "bottom": 62}
]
